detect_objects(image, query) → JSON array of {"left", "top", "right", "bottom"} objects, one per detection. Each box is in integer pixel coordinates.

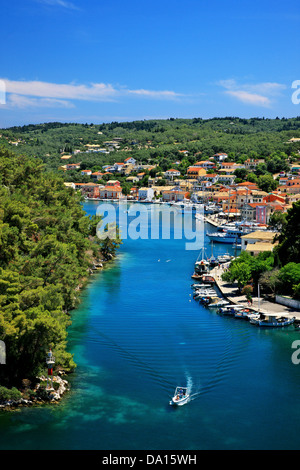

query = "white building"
[
  {"left": 164, "top": 169, "right": 181, "bottom": 179},
  {"left": 138, "top": 187, "right": 154, "bottom": 201},
  {"left": 240, "top": 231, "right": 278, "bottom": 252},
  {"left": 124, "top": 157, "right": 137, "bottom": 165},
  {"left": 214, "top": 153, "right": 228, "bottom": 162},
  {"left": 114, "top": 162, "right": 125, "bottom": 172}
]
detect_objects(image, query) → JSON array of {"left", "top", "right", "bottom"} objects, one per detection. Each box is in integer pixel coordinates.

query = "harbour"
[{"left": 0, "top": 201, "right": 300, "bottom": 450}]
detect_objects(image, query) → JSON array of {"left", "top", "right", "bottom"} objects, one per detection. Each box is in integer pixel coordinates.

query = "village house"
[
  {"left": 164, "top": 169, "right": 181, "bottom": 179},
  {"left": 64, "top": 182, "right": 75, "bottom": 189},
  {"left": 138, "top": 187, "right": 154, "bottom": 201},
  {"left": 124, "top": 157, "right": 137, "bottom": 165},
  {"left": 74, "top": 182, "right": 101, "bottom": 198},
  {"left": 276, "top": 184, "right": 300, "bottom": 195},
  {"left": 218, "top": 168, "right": 237, "bottom": 176},
  {"left": 114, "top": 162, "right": 125, "bottom": 172},
  {"left": 81, "top": 169, "right": 92, "bottom": 176},
  {"left": 244, "top": 158, "right": 265, "bottom": 170},
  {"left": 291, "top": 164, "right": 300, "bottom": 174},
  {"left": 236, "top": 181, "right": 259, "bottom": 191},
  {"left": 219, "top": 162, "right": 242, "bottom": 170},
  {"left": 130, "top": 187, "right": 139, "bottom": 199},
  {"left": 214, "top": 153, "right": 228, "bottom": 162},
  {"left": 216, "top": 174, "right": 236, "bottom": 185},
  {"left": 198, "top": 173, "right": 219, "bottom": 184},
  {"left": 186, "top": 167, "right": 207, "bottom": 179},
  {"left": 126, "top": 176, "right": 139, "bottom": 184},
  {"left": 241, "top": 201, "right": 286, "bottom": 224},
  {"left": 60, "top": 155, "right": 72, "bottom": 161},
  {"left": 241, "top": 203, "right": 267, "bottom": 222},
  {"left": 66, "top": 163, "right": 81, "bottom": 170},
  {"left": 99, "top": 185, "right": 123, "bottom": 199},
  {"left": 161, "top": 190, "right": 188, "bottom": 203},
  {"left": 91, "top": 171, "right": 104, "bottom": 181},
  {"left": 120, "top": 163, "right": 135, "bottom": 175},
  {"left": 241, "top": 231, "right": 278, "bottom": 255},
  {"left": 194, "top": 160, "right": 215, "bottom": 170},
  {"left": 286, "top": 177, "right": 300, "bottom": 187},
  {"left": 250, "top": 190, "right": 269, "bottom": 203}
]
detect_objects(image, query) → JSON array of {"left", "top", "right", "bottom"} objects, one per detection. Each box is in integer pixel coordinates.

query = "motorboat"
[
  {"left": 208, "top": 299, "right": 229, "bottom": 308},
  {"left": 246, "top": 313, "right": 260, "bottom": 321},
  {"left": 199, "top": 295, "right": 219, "bottom": 305},
  {"left": 170, "top": 387, "right": 190, "bottom": 406},
  {"left": 194, "top": 288, "right": 216, "bottom": 296},
  {"left": 191, "top": 283, "right": 208, "bottom": 289},
  {"left": 206, "top": 220, "right": 266, "bottom": 245},
  {"left": 194, "top": 292, "right": 216, "bottom": 301},
  {"left": 217, "top": 254, "right": 233, "bottom": 264},
  {"left": 219, "top": 305, "right": 244, "bottom": 315},
  {"left": 172, "top": 202, "right": 202, "bottom": 215},
  {"left": 206, "top": 228, "right": 242, "bottom": 244},
  {"left": 251, "top": 314, "right": 296, "bottom": 327},
  {"left": 234, "top": 309, "right": 251, "bottom": 319}
]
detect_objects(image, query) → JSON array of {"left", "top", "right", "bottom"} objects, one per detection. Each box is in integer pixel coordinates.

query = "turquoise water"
[{"left": 1, "top": 201, "right": 300, "bottom": 450}]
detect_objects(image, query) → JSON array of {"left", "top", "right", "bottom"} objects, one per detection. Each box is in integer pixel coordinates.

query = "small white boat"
[
  {"left": 194, "top": 290, "right": 216, "bottom": 298},
  {"left": 208, "top": 299, "right": 229, "bottom": 308},
  {"left": 170, "top": 387, "right": 190, "bottom": 406},
  {"left": 191, "top": 283, "right": 208, "bottom": 289}
]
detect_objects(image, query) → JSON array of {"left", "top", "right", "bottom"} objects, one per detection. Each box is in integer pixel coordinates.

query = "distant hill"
[{"left": 1, "top": 117, "right": 300, "bottom": 175}]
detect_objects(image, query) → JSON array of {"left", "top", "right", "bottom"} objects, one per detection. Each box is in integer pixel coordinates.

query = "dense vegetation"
[
  {"left": 0, "top": 147, "right": 120, "bottom": 391},
  {"left": 1, "top": 117, "right": 300, "bottom": 177}
]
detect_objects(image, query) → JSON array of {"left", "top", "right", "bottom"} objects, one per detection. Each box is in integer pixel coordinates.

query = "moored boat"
[
  {"left": 208, "top": 299, "right": 229, "bottom": 308},
  {"left": 251, "top": 313, "right": 296, "bottom": 327}
]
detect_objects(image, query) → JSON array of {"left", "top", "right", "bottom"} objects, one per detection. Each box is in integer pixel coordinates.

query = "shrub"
[{"left": 0, "top": 386, "right": 21, "bottom": 402}]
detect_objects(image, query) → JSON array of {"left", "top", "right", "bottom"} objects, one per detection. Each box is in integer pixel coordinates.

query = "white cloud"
[
  {"left": 37, "top": 0, "right": 80, "bottom": 10},
  {"left": 224, "top": 90, "right": 271, "bottom": 107},
  {"left": 4, "top": 80, "right": 117, "bottom": 102},
  {"left": 8, "top": 94, "right": 75, "bottom": 109},
  {"left": 1, "top": 79, "right": 184, "bottom": 109},
  {"left": 218, "top": 79, "right": 286, "bottom": 107},
  {"left": 127, "top": 89, "right": 183, "bottom": 99}
]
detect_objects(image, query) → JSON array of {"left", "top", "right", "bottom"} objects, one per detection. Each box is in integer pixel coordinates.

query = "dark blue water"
[{"left": 1, "top": 201, "right": 300, "bottom": 450}]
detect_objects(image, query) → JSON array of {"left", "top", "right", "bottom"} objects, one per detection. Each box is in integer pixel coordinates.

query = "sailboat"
[
  {"left": 208, "top": 242, "right": 218, "bottom": 267},
  {"left": 192, "top": 247, "right": 210, "bottom": 279}
]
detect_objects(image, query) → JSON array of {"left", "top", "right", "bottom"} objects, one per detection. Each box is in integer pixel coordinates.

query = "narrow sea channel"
[{"left": 1, "top": 201, "right": 300, "bottom": 450}]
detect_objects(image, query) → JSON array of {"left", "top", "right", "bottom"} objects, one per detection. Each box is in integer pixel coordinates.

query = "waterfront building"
[
  {"left": 240, "top": 230, "right": 278, "bottom": 253},
  {"left": 138, "top": 187, "right": 154, "bottom": 201},
  {"left": 99, "top": 185, "right": 123, "bottom": 199}
]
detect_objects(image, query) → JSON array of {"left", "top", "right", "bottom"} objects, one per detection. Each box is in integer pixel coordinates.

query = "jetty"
[{"left": 210, "top": 264, "right": 300, "bottom": 321}]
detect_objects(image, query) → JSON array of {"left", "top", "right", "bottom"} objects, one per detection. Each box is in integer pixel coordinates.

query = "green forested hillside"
[
  {"left": 0, "top": 147, "right": 112, "bottom": 388},
  {"left": 1, "top": 117, "right": 300, "bottom": 175}
]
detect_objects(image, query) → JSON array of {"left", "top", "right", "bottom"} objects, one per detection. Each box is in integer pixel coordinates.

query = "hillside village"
[
  {"left": 60, "top": 137, "right": 300, "bottom": 233},
  {"left": 2, "top": 119, "right": 300, "bottom": 238}
]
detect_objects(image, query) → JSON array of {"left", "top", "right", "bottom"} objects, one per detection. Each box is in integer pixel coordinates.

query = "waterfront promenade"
[{"left": 211, "top": 265, "right": 300, "bottom": 320}]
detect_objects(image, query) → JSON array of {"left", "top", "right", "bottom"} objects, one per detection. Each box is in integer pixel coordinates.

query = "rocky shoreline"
[{"left": 0, "top": 375, "right": 70, "bottom": 410}]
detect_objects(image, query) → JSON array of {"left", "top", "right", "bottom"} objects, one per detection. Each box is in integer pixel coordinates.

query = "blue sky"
[{"left": 0, "top": 0, "right": 299, "bottom": 127}]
